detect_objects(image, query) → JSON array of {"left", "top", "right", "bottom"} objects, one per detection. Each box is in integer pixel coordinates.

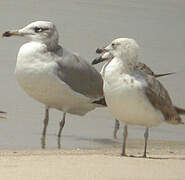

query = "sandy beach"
[{"left": 0, "top": 139, "right": 185, "bottom": 180}]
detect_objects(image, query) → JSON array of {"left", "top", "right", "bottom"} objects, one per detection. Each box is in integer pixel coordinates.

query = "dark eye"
[
  {"left": 34, "top": 27, "right": 44, "bottom": 33},
  {"left": 112, "top": 43, "right": 115, "bottom": 47}
]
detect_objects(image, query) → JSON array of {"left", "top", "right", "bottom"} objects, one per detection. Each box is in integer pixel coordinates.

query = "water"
[{"left": 0, "top": 0, "right": 184, "bottom": 150}]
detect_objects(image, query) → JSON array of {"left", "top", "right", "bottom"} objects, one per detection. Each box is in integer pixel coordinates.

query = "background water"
[{"left": 0, "top": 0, "right": 184, "bottom": 150}]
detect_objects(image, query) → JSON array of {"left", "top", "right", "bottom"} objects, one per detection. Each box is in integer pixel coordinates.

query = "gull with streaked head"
[
  {"left": 92, "top": 47, "right": 175, "bottom": 139},
  {"left": 92, "top": 38, "right": 185, "bottom": 157}
]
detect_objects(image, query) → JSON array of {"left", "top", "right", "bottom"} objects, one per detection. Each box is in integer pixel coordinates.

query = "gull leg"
[
  {"left": 121, "top": 125, "right": 128, "bottom": 156},
  {"left": 143, "top": 127, "right": 149, "bottom": 158},
  {"left": 58, "top": 112, "right": 66, "bottom": 149},
  {"left": 113, "top": 119, "right": 120, "bottom": 139},
  {"left": 58, "top": 112, "right": 66, "bottom": 138},
  {"left": 41, "top": 108, "right": 49, "bottom": 149}
]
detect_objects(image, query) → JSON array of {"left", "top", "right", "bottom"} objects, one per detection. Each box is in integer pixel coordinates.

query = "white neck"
[{"left": 117, "top": 55, "right": 138, "bottom": 73}]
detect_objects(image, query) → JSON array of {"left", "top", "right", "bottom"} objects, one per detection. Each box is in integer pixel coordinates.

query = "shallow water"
[{"left": 0, "top": 0, "right": 184, "bottom": 150}]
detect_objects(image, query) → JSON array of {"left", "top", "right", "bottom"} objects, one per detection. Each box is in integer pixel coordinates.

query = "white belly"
[
  {"left": 104, "top": 72, "right": 164, "bottom": 128},
  {"left": 15, "top": 60, "right": 96, "bottom": 116}
]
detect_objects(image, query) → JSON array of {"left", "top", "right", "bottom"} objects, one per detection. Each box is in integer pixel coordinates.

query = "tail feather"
[
  {"left": 155, "top": 72, "right": 175, "bottom": 78},
  {"left": 175, "top": 106, "right": 185, "bottom": 115}
]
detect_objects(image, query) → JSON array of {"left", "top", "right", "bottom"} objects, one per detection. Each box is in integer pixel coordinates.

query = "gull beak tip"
[
  {"left": 92, "top": 57, "right": 106, "bottom": 65},
  {"left": 96, "top": 48, "right": 104, "bottom": 54},
  {"left": 2, "top": 30, "right": 19, "bottom": 38},
  {"left": 2, "top": 31, "right": 12, "bottom": 38},
  {"left": 92, "top": 58, "right": 99, "bottom": 65}
]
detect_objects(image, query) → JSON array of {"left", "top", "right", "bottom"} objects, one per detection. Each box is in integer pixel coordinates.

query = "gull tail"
[
  {"left": 175, "top": 106, "right": 185, "bottom": 115},
  {"left": 155, "top": 72, "right": 175, "bottom": 78}
]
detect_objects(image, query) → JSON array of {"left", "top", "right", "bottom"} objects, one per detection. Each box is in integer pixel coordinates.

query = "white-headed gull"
[{"left": 2, "top": 21, "right": 105, "bottom": 148}]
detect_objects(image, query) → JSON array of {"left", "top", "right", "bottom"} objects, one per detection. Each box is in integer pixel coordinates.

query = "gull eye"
[
  {"left": 34, "top": 27, "right": 44, "bottom": 33},
  {"left": 112, "top": 43, "right": 116, "bottom": 47}
]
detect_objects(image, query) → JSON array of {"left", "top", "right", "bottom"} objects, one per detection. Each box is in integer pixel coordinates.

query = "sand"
[{"left": 0, "top": 139, "right": 185, "bottom": 180}]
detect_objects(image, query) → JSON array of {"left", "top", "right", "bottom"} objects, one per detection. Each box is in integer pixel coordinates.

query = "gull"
[
  {"left": 92, "top": 52, "right": 175, "bottom": 139},
  {"left": 92, "top": 38, "right": 185, "bottom": 157},
  {"left": 2, "top": 21, "right": 105, "bottom": 148}
]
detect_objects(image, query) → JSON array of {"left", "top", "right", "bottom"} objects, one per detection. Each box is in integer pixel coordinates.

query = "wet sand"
[{"left": 0, "top": 139, "right": 185, "bottom": 180}]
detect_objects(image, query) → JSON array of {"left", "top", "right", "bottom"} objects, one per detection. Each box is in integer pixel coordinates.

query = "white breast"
[
  {"left": 103, "top": 59, "right": 164, "bottom": 127},
  {"left": 15, "top": 42, "right": 96, "bottom": 115}
]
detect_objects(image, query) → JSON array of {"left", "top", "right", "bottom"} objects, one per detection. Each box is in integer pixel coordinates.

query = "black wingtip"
[{"left": 93, "top": 98, "right": 107, "bottom": 106}]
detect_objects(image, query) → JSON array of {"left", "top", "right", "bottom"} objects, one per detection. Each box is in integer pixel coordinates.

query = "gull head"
[
  {"left": 2, "top": 21, "right": 59, "bottom": 47},
  {"left": 93, "top": 38, "right": 139, "bottom": 65},
  {"left": 105, "top": 38, "right": 139, "bottom": 61}
]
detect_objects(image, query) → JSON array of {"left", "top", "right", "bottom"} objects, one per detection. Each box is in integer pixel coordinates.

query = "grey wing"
[
  {"left": 55, "top": 53, "right": 103, "bottom": 99},
  {"left": 142, "top": 73, "right": 183, "bottom": 125}
]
